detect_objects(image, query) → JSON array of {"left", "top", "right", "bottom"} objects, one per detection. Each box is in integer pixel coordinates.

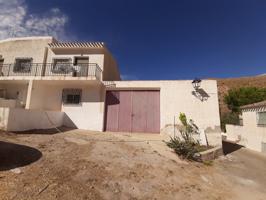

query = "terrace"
[{"left": 0, "top": 62, "right": 102, "bottom": 80}]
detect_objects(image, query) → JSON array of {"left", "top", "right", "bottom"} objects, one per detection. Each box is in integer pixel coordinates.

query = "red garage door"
[{"left": 104, "top": 90, "right": 160, "bottom": 133}]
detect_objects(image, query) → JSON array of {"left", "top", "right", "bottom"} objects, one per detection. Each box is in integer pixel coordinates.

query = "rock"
[
  {"left": 200, "top": 175, "right": 209, "bottom": 183},
  {"left": 10, "top": 168, "right": 21, "bottom": 174}
]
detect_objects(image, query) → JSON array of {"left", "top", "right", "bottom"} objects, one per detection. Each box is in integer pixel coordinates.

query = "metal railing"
[{"left": 0, "top": 63, "right": 102, "bottom": 80}]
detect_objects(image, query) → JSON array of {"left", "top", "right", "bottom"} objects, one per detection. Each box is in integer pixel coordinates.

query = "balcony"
[{"left": 0, "top": 63, "right": 102, "bottom": 80}]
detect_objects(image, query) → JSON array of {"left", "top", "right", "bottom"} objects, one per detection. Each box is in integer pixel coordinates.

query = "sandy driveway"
[{"left": 0, "top": 129, "right": 266, "bottom": 200}]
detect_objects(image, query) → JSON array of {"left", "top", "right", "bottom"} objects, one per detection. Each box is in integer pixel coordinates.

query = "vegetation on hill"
[
  {"left": 221, "top": 86, "right": 266, "bottom": 131},
  {"left": 217, "top": 75, "right": 266, "bottom": 115},
  {"left": 224, "top": 87, "right": 266, "bottom": 112},
  {"left": 215, "top": 75, "right": 266, "bottom": 131}
]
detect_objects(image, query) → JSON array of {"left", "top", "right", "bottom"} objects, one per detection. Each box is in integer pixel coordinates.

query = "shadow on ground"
[
  {"left": 0, "top": 141, "right": 42, "bottom": 171},
  {"left": 12, "top": 126, "right": 76, "bottom": 135},
  {"left": 222, "top": 141, "right": 243, "bottom": 155}
]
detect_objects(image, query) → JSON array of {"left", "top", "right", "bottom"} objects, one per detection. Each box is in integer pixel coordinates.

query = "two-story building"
[
  {"left": 0, "top": 36, "right": 221, "bottom": 145},
  {"left": 0, "top": 36, "right": 120, "bottom": 131}
]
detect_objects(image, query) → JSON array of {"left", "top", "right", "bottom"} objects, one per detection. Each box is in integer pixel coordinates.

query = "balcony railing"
[{"left": 0, "top": 63, "right": 102, "bottom": 80}]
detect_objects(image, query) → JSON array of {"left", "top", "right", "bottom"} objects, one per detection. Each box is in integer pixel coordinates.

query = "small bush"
[
  {"left": 166, "top": 113, "right": 210, "bottom": 161},
  {"left": 166, "top": 136, "right": 201, "bottom": 160}
]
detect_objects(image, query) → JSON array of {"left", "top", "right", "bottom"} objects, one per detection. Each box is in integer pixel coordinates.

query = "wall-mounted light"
[{"left": 192, "top": 78, "right": 201, "bottom": 90}]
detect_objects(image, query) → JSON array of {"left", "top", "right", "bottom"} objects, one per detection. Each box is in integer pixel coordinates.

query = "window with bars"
[
  {"left": 62, "top": 89, "right": 82, "bottom": 105},
  {"left": 14, "top": 58, "right": 32, "bottom": 72},
  {"left": 52, "top": 58, "right": 72, "bottom": 74},
  {"left": 257, "top": 111, "right": 266, "bottom": 126}
]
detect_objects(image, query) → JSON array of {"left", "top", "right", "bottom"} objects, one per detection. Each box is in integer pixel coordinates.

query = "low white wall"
[
  {"left": 0, "top": 107, "right": 64, "bottom": 131},
  {"left": 226, "top": 110, "right": 266, "bottom": 153},
  {"left": 225, "top": 124, "right": 243, "bottom": 141},
  {"left": 161, "top": 125, "right": 222, "bottom": 146}
]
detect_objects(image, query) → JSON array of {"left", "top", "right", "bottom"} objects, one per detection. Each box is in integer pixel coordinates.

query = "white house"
[
  {"left": 226, "top": 100, "right": 266, "bottom": 153},
  {"left": 0, "top": 36, "right": 221, "bottom": 145}
]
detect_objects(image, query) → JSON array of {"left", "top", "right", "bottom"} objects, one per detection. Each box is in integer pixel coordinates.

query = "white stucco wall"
[
  {"left": 0, "top": 78, "right": 221, "bottom": 136},
  {"left": 111, "top": 80, "right": 221, "bottom": 131},
  {"left": 29, "top": 81, "right": 62, "bottom": 111},
  {"left": 0, "top": 107, "right": 64, "bottom": 131},
  {"left": 62, "top": 84, "right": 105, "bottom": 131},
  {"left": 1, "top": 82, "right": 28, "bottom": 107},
  {"left": 225, "top": 124, "right": 243, "bottom": 141},
  {"left": 0, "top": 37, "right": 53, "bottom": 64},
  {"left": 0, "top": 81, "right": 29, "bottom": 108},
  {"left": 240, "top": 109, "right": 266, "bottom": 152},
  {"left": 226, "top": 108, "right": 266, "bottom": 153},
  {"left": 28, "top": 80, "right": 105, "bottom": 131},
  {"left": 0, "top": 107, "right": 9, "bottom": 129}
]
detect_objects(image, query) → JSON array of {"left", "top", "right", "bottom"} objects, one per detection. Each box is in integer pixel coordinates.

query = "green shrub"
[
  {"left": 224, "top": 87, "right": 266, "bottom": 112},
  {"left": 166, "top": 113, "right": 210, "bottom": 161},
  {"left": 166, "top": 136, "right": 200, "bottom": 160},
  {"left": 222, "top": 87, "right": 266, "bottom": 131},
  {"left": 178, "top": 113, "right": 199, "bottom": 141}
]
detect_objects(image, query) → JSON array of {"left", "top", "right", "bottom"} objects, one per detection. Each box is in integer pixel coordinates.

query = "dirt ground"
[{"left": 0, "top": 129, "right": 266, "bottom": 200}]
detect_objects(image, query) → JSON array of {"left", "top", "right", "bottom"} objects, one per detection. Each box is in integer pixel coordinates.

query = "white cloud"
[{"left": 0, "top": 0, "right": 68, "bottom": 40}]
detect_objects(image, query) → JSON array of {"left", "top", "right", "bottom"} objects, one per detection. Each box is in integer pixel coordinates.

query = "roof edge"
[
  {"left": 0, "top": 36, "right": 55, "bottom": 44},
  {"left": 241, "top": 100, "right": 266, "bottom": 110}
]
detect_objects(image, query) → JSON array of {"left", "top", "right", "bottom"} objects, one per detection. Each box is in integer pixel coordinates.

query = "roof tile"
[{"left": 241, "top": 100, "right": 266, "bottom": 109}]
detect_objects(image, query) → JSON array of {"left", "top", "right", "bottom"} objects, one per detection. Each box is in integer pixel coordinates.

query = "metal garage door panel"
[
  {"left": 118, "top": 91, "right": 132, "bottom": 132},
  {"left": 105, "top": 90, "right": 160, "bottom": 133},
  {"left": 105, "top": 91, "right": 119, "bottom": 132},
  {"left": 132, "top": 91, "right": 148, "bottom": 132},
  {"left": 146, "top": 91, "right": 160, "bottom": 133}
]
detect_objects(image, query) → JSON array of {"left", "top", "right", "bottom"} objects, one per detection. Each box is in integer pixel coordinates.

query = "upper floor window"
[
  {"left": 14, "top": 58, "right": 32, "bottom": 73},
  {"left": 62, "top": 89, "right": 82, "bottom": 105},
  {"left": 52, "top": 58, "right": 72, "bottom": 74},
  {"left": 257, "top": 111, "right": 266, "bottom": 126}
]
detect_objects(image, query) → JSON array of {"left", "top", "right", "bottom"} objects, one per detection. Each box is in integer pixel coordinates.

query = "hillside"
[{"left": 215, "top": 75, "right": 266, "bottom": 115}]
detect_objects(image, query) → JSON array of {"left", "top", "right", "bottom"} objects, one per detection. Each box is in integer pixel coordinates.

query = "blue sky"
[{"left": 2, "top": 0, "right": 266, "bottom": 80}]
